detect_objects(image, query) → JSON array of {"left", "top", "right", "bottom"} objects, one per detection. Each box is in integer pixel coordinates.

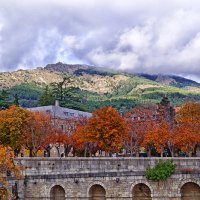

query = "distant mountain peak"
[
  {"left": 44, "top": 62, "right": 90, "bottom": 74},
  {"left": 137, "top": 73, "right": 200, "bottom": 88}
]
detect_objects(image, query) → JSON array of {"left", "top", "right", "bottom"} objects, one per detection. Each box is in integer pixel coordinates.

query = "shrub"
[{"left": 145, "top": 160, "right": 176, "bottom": 181}]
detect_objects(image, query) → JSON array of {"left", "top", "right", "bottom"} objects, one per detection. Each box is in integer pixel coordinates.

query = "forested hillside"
[{"left": 0, "top": 63, "right": 200, "bottom": 112}]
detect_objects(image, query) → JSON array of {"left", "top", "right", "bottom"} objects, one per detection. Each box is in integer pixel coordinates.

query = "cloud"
[{"left": 0, "top": 0, "right": 200, "bottom": 81}]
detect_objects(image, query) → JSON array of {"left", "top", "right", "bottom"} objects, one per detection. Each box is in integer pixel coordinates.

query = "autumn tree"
[
  {"left": 21, "top": 112, "right": 56, "bottom": 157},
  {"left": 72, "top": 129, "right": 98, "bottom": 157},
  {"left": 76, "top": 107, "right": 128, "bottom": 155},
  {"left": 0, "top": 145, "right": 21, "bottom": 199},
  {"left": 63, "top": 117, "right": 86, "bottom": 156},
  {"left": 143, "top": 120, "right": 171, "bottom": 157},
  {"left": 48, "top": 116, "right": 88, "bottom": 157},
  {"left": 47, "top": 131, "right": 69, "bottom": 157},
  {"left": 0, "top": 106, "right": 24, "bottom": 198},
  {"left": 174, "top": 101, "right": 200, "bottom": 156},
  {"left": 124, "top": 106, "right": 156, "bottom": 157},
  {"left": 0, "top": 105, "right": 29, "bottom": 151}
]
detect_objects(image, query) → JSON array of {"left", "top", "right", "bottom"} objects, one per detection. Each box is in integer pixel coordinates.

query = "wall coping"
[{"left": 15, "top": 157, "right": 200, "bottom": 161}]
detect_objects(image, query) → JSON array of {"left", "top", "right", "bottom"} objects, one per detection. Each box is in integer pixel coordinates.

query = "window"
[
  {"left": 64, "top": 112, "right": 69, "bottom": 116},
  {"left": 152, "top": 114, "right": 156, "bottom": 119},
  {"left": 133, "top": 116, "right": 138, "bottom": 120},
  {"left": 46, "top": 110, "right": 51, "bottom": 114},
  {"left": 140, "top": 116, "right": 145, "bottom": 120}
]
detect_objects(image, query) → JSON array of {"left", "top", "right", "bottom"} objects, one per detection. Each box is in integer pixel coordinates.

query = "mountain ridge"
[
  {"left": 1, "top": 62, "right": 199, "bottom": 89},
  {"left": 0, "top": 62, "right": 199, "bottom": 111},
  {"left": 44, "top": 62, "right": 200, "bottom": 88}
]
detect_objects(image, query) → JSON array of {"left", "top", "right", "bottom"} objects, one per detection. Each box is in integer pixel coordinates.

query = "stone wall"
[{"left": 14, "top": 158, "right": 200, "bottom": 200}]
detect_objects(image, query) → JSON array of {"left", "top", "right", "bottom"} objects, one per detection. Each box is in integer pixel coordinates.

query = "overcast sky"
[{"left": 0, "top": 0, "right": 200, "bottom": 82}]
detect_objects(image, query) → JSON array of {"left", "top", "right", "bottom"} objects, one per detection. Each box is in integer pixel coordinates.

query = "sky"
[{"left": 0, "top": 0, "right": 200, "bottom": 82}]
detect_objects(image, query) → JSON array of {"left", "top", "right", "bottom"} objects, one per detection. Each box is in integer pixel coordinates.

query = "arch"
[
  {"left": 88, "top": 184, "right": 106, "bottom": 200},
  {"left": 130, "top": 181, "right": 153, "bottom": 198},
  {"left": 178, "top": 179, "right": 200, "bottom": 191},
  {"left": 50, "top": 185, "right": 65, "bottom": 200},
  {"left": 132, "top": 183, "right": 152, "bottom": 200},
  {"left": 87, "top": 182, "right": 106, "bottom": 196},
  {"left": 181, "top": 182, "right": 200, "bottom": 200}
]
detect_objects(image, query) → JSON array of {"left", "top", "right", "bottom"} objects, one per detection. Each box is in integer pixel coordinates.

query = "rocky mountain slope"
[
  {"left": 138, "top": 74, "right": 200, "bottom": 88},
  {"left": 0, "top": 62, "right": 200, "bottom": 111}
]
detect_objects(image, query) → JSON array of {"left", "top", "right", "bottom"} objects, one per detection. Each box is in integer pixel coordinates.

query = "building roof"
[{"left": 27, "top": 105, "right": 92, "bottom": 119}]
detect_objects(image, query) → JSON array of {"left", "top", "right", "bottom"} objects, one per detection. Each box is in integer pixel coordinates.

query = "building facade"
[{"left": 27, "top": 101, "right": 92, "bottom": 157}]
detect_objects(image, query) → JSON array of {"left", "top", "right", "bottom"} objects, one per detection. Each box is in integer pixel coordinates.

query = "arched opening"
[
  {"left": 50, "top": 185, "right": 65, "bottom": 200},
  {"left": 132, "top": 183, "right": 152, "bottom": 200},
  {"left": 89, "top": 184, "right": 106, "bottom": 200},
  {"left": 181, "top": 182, "right": 200, "bottom": 200}
]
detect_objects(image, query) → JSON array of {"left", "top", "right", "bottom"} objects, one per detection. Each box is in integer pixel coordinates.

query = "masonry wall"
[{"left": 14, "top": 158, "right": 200, "bottom": 200}]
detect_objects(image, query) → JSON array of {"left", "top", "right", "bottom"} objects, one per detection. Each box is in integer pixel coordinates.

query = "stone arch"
[
  {"left": 87, "top": 182, "right": 106, "bottom": 195},
  {"left": 130, "top": 181, "right": 153, "bottom": 198},
  {"left": 50, "top": 185, "right": 65, "bottom": 200},
  {"left": 88, "top": 183, "right": 106, "bottom": 200},
  {"left": 178, "top": 179, "right": 200, "bottom": 191},
  {"left": 131, "top": 181, "right": 152, "bottom": 200},
  {"left": 180, "top": 181, "right": 200, "bottom": 200},
  {"left": 47, "top": 183, "right": 66, "bottom": 197}
]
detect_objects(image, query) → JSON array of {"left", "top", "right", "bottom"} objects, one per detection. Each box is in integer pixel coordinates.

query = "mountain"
[
  {"left": 137, "top": 74, "right": 200, "bottom": 88},
  {"left": 0, "top": 62, "right": 200, "bottom": 112},
  {"left": 45, "top": 62, "right": 118, "bottom": 76}
]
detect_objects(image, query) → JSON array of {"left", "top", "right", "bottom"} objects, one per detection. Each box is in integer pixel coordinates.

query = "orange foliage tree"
[
  {"left": 47, "top": 131, "right": 69, "bottom": 157},
  {"left": 63, "top": 117, "right": 88, "bottom": 156},
  {"left": 72, "top": 117, "right": 97, "bottom": 157},
  {"left": 174, "top": 101, "right": 200, "bottom": 156},
  {"left": 72, "top": 126, "right": 97, "bottom": 157},
  {"left": 0, "top": 105, "right": 29, "bottom": 151},
  {"left": 124, "top": 106, "right": 156, "bottom": 156},
  {"left": 0, "top": 145, "right": 21, "bottom": 199},
  {"left": 21, "top": 112, "right": 56, "bottom": 157},
  {"left": 143, "top": 120, "right": 171, "bottom": 157},
  {"left": 76, "top": 107, "right": 129, "bottom": 155}
]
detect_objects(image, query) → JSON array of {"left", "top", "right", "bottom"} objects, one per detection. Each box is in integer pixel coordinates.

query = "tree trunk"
[
  {"left": 64, "top": 144, "right": 72, "bottom": 157},
  {"left": 136, "top": 150, "right": 140, "bottom": 157},
  {"left": 160, "top": 146, "right": 164, "bottom": 157},
  {"left": 186, "top": 145, "right": 192, "bottom": 157},
  {"left": 29, "top": 149, "right": 33, "bottom": 157},
  {"left": 84, "top": 144, "right": 88, "bottom": 157},
  {"left": 45, "top": 149, "right": 50, "bottom": 157},
  {"left": 147, "top": 148, "right": 151, "bottom": 157},
  {"left": 171, "top": 150, "right": 174, "bottom": 157},
  {"left": 56, "top": 147, "right": 60, "bottom": 157},
  {"left": 45, "top": 145, "right": 51, "bottom": 157},
  {"left": 14, "top": 149, "right": 20, "bottom": 157},
  {"left": 169, "top": 146, "right": 174, "bottom": 157}
]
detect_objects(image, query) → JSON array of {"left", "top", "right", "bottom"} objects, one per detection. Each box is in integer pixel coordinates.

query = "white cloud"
[{"left": 0, "top": 0, "right": 200, "bottom": 80}]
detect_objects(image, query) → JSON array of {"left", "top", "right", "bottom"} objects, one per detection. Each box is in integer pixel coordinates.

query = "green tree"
[
  {"left": 13, "top": 94, "right": 19, "bottom": 106},
  {"left": 39, "top": 86, "right": 54, "bottom": 106},
  {"left": 51, "top": 76, "right": 74, "bottom": 102},
  {"left": 0, "top": 90, "right": 10, "bottom": 109},
  {"left": 50, "top": 76, "right": 82, "bottom": 107}
]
